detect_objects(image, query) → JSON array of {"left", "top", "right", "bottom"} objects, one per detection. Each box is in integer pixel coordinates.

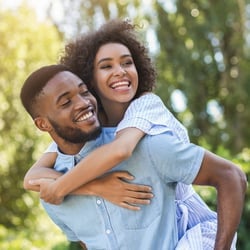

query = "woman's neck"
[{"left": 99, "top": 102, "right": 130, "bottom": 127}]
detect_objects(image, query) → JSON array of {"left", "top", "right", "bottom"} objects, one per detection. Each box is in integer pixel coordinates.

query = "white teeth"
[
  {"left": 111, "top": 81, "right": 129, "bottom": 88},
  {"left": 77, "top": 111, "right": 93, "bottom": 122}
]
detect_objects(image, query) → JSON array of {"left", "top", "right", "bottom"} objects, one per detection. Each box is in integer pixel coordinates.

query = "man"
[{"left": 20, "top": 64, "right": 246, "bottom": 250}]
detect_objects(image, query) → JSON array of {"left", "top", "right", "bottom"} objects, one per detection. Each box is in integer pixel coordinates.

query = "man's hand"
[{"left": 83, "top": 171, "right": 153, "bottom": 210}]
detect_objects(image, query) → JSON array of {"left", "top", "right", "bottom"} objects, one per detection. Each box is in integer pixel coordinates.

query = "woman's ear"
[{"left": 34, "top": 117, "right": 52, "bottom": 132}]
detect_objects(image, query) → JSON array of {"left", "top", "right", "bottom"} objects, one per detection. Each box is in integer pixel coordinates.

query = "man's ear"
[{"left": 34, "top": 117, "right": 52, "bottom": 132}]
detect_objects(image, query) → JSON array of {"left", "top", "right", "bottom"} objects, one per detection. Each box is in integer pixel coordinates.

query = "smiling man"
[
  {"left": 20, "top": 64, "right": 246, "bottom": 250},
  {"left": 20, "top": 64, "right": 101, "bottom": 152}
]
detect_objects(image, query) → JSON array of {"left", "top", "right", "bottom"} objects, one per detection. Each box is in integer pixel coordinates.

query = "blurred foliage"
[
  {"left": 0, "top": 209, "right": 68, "bottom": 249},
  {"left": 0, "top": 0, "right": 249, "bottom": 249},
  {"left": 154, "top": 0, "right": 250, "bottom": 155},
  {"left": 0, "top": 0, "right": 63, "bottom": 240}
]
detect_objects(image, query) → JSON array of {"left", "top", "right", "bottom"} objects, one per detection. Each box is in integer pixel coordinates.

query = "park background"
[{"left": 0, "top": 0, "right": 250, "bottom": 249}]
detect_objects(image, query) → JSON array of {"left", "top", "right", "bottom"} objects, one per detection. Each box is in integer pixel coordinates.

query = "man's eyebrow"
[
  {"left": 97, "top": 54, "right": 132, "bottom": 65},
  {"left": 56, "top": 82, "right": 87, "bottom": 104},
  {"left": 56, "top": 91, "right": 70, "bottom": 105},
  {"left": 78, "top": 82, "right": 87, "bottom": 88},
  {"left": 78, "top": 82, "right": 89, "bottom": 91}
]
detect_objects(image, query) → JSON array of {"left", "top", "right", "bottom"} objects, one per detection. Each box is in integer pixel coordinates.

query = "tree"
[
  {"left": 154, "top": 0, "right": 250, "bottom": 154},
  {"left": 0, "top": 3, "right": 63, "bottom": 229}
]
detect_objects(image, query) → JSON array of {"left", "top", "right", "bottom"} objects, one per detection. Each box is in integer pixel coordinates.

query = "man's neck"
[{"left": 56, "top": 140, "right": 85, "bottom": 155}]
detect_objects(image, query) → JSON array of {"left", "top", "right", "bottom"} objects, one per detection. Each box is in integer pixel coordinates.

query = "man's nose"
[{"left": 75, "top": 95, "right": 90, "bottom": 109}]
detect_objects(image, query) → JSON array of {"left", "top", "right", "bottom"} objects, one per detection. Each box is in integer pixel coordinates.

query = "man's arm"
[
  {"left": 193, "top": 150, "right": 247, "bottom": 250},
  {"left": 78, "top": 241, "right": 87, "bottom": 249}
]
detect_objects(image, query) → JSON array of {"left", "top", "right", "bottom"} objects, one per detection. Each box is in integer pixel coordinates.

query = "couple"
[{"left": 21, "top": 19, "right": 246, "bottom": 249}]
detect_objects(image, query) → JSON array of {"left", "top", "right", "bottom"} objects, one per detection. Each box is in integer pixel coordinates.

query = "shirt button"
[
  {"left": 106, "top": 229, "right": 111, "bottom": 234},
  {"left": 96, "top": 199, "right": 102, "bottom": 205}
]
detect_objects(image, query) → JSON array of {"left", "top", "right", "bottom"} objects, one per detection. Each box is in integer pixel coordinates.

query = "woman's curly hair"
[{"left": 60, "top": 19, "right": 156, "bottom": 101}]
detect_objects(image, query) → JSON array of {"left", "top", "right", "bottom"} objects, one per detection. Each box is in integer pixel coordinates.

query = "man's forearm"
[
  {"left": 194, "top": 150, "right": 247, "bottom": 249},
  {"left": 79, "top": 241, "right": 87, "bottom": 249},
  {"left": 214, "top": 165, "right": 246, "bottom": 249}
]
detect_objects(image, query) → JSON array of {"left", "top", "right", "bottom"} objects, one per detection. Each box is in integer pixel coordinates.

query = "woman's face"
[{"left": 93, "top": 43, "right": 138, "bottom": 108}]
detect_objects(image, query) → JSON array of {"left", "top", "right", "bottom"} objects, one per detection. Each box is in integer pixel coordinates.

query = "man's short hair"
[{"left": 20, "top": 64, "right": 70, "bottom": 118}]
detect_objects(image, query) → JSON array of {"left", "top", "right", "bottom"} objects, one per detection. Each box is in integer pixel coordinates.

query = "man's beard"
[{"left": 49, "top": 118, "right": 102, "bottom": 144}]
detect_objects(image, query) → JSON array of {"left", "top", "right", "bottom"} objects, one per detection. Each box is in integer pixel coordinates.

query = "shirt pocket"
[{"left": 120, "top": 177, "right": 161, "bottom": 230}]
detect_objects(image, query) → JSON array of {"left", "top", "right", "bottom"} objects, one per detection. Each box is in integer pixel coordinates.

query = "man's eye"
[
  {"left": 80, "top": 90, "right": 90, "bottom": 96},
  {"left": 61, "top": 100, "right": 71, "bottom": 106}
]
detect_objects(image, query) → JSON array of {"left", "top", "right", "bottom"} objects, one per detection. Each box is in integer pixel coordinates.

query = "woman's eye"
[
  {"left": 122, "top": 60, "right": 133, "bottom": 67},
  {"left": 100, "top": 64, "right": 111, "bottom": 69}
]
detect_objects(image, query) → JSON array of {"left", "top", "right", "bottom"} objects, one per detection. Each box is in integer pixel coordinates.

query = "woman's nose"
[{"left": 114, "top": 65, "right": 126, "bottom": 76}]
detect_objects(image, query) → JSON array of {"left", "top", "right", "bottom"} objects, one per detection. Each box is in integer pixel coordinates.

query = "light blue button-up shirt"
[{"left": 42, "top": 128, "right": 204, "bottom": 250}]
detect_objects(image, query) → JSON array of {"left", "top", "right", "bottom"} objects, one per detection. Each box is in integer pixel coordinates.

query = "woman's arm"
[
  {"left": 37, "top": 171, "right": 153, "bottom": 210},
  {"left": 34, "top": 128, "right": 145, "bottom": 202},
  {"left": 23, "top": 152, "right": 59, "bottom": 191},
  {"left": 24, "top": 149, "right": 153, "bottom": 209}
]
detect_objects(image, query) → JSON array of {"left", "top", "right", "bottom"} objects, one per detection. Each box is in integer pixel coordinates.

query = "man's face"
[{"left": 38, "top": 71, "right": 101, "bottom": 144}]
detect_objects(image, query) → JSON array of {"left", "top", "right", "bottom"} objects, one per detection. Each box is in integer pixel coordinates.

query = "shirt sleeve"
[
  {"left": 44, "top": 141, "right": 58, "bottom": 153},
  {"left": 116, "top": 93, "right": 189, "bottom": 143},
  {"left": 145, "top": 132, "right": 205, "bottom": 184}
]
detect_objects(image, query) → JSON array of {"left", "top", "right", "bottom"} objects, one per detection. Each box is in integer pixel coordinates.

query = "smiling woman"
[{"left": 93, "top": 43, "right": 139, "bottom": 125}]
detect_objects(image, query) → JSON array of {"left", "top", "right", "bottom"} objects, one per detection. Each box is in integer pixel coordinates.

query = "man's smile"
[{"left": 74, "top": 108, "right": 96, "bottom": 123}]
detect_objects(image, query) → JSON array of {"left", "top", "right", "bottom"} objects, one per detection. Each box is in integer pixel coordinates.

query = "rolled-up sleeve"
[{"left": 145, "top": 132, "right": 205, "bottom": 185}]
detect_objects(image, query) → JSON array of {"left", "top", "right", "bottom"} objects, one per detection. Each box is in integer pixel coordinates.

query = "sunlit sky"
[{"left": 2, "top": 0, "right": 60, "bottom": 20}]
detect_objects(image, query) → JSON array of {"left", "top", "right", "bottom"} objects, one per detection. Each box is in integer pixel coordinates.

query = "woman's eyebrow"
[{"left": 97, "top": 54, "right": 132, "bottom": 65}]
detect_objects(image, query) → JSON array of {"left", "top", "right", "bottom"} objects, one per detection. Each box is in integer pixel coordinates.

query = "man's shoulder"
[{"left": 139, "top": 132, "right": 204, "bottom": 158}]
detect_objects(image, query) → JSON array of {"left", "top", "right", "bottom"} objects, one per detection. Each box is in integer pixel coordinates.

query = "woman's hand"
[
  {"left": 29, "top": 171, "right": 153, "bottom": 210},
  {"left": 83, "top": 171, "right": 153, "bottom": 210}
]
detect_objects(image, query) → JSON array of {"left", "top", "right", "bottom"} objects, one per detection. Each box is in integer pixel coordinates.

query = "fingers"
[
  {"left": 28, "top": 179, "right": 42, "bottom": 186},
  {"left": 119, "top": 197, "right": 152, "bottom": 210},
  {"left": 119, "top": 202, "right": 141, "bottom": 211},
  {"left": 42, "top": 197, "right": 64, "bottom": 205},
  {"left": 125, "top": 183, "right": 152, "bottom": 193},
  {"left": 29, "top": 177, "right": 55, "bottom": 186},
  {"left": 112, "top": 171, "right": 153, "bottom": 192},
  {"left": 125, "top": 189, "right": 153, "bottom": 199},
  {"left": 112, "top": 171, "right": 135, "bottom": 181}
]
